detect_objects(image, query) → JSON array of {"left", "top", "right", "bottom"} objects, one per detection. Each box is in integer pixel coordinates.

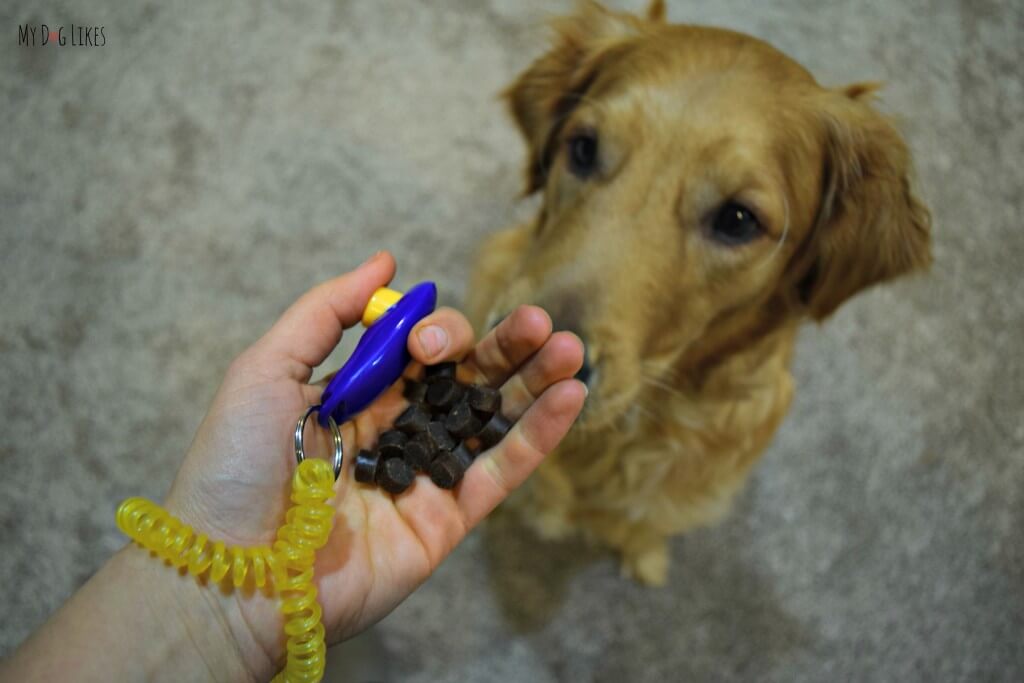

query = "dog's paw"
[
  {"left": 620, "top": 543, "right": 669, "bottom": 586},
  {"left": 524, "top": 507, "right": 575, "bottom": 541}
]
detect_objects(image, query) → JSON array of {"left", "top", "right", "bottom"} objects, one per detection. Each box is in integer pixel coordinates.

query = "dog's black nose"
[
  {"left": 575, "top": 358, "right": 593, "bottom": 386},
  {"left": 574, "top": 344, "right": 593, "bottom": 387}
]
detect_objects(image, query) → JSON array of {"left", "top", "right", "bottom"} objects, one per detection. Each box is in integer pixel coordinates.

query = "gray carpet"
[{"left": 2, "top": 0, "right": 1022, "bottom": 681}]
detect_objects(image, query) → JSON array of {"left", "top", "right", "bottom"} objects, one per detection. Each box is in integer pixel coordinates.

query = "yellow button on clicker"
[{"left": 362, "top": 287, "right": 403, "bottom": 327}]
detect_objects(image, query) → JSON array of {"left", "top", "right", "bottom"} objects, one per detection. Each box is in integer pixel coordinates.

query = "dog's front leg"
[
  {"left": 618, "top": 524, "right": 670, "bottom": 587},
  {"left": 509, "top": 455, "right": 578, "bottom": 541},
  {"left": 575, "top": 509, "right": 671, "bottom": 586}
]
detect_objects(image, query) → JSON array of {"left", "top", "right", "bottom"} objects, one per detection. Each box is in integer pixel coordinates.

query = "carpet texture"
[{"left": 2, "top": 1, "right": 1022, "bottom": 681}]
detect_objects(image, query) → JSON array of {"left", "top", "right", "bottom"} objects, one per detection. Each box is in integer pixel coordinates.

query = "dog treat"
[
  {"left": 424, "top": 361, "right": 456, "bottom": 383},
  {"left": 428, "top": 454, "right": 460, "bottom": 490},
  {"left": 377, "top": 457, "right": 415, "bottom": 494},
  {"left": 355, "top": 362, "right": 516, "bottom": 495},
  {"left": 403, "top": 437, "right": 432, "bottom": 472},
  {"left": 426, "top": 378, "right": 464, "bottom": 412},
  {"left": 353, "top": 449, "right": 381, "bottom": 484},
  {"left": 477, "top": 411, "right": 513, "bottom": 449},
  {"left": 403, "top": 379, "right": 428, "bottom": 404},
  {"left": 394, "top": 404, "right": 431, "bottom": 435},
  {"left": 429, "top": 443, "right": 476, "bottom": 489},
  {"left": 408, "top": 431, "right": 436, "bottom": 457},
  {"left": 467, "top": 385, "right": 502, "bottom": 417},
  {"left": 379, "top": 429, "right": 408, "bottom": 447},
  {"left": 451, "top": 442, "right": 476, "bottom": 469},
  {"left": 445, "top": 400, "right": 483, "bottom": 440},
  {"left": 377, "top": 429, "right": 408, "bottom": 460},
  {"left": 423, "top": 420, "right": 456, "bottom": 453}
]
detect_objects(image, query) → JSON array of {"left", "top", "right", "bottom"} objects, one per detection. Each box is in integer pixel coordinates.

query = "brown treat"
[
  {"left": 403, "top": 380, "right": 428, "bottom": 404},
  {"left": 377, "top": 457, "right": 415, "bottom": 494},
  {"left": 394, "top": 404, "right": 430, "bottom": 435},
  {"left": 429, "top": 455, "right": 460, "bottom": 489},
  {"left": 429, "top": 450, "right": 468, "bottom": 490},
  {"left": 409, "top": 432, "right": 437, "bottom": 459},
  {"left": 423, "top": 421, "right": 456, "bottom": 453},
  {"left": 478, "top": 412, "right": 513, "bottom": 449},
  {"left": 378, "top": 429, "right": 408, "bottom": 460},
  {"left": 424, "top": 361, "right": 456, "bottom": 383},
  {"left": 444, "top": 400, "right": 483, "bottom": 440},
  {"left": 403, "top": 437, "right": 432, "bottom": 472},
  {"left": 451, "top": 442, "right": 476, "bottom": 469},
  {"left": 353, "top": 449, "right": 381, "bottom": 484},
  {"left": 430, "top": 443, "right": 476, "bottom": 489},
  {"left": 426, "top": 378, "right": 465, "bottom": 412},
  {"left": 379, "top": 430, "right": 408, "bottom": 447},
  {"left": 467, "top": 385, "right": 502, "bottom": 417}
]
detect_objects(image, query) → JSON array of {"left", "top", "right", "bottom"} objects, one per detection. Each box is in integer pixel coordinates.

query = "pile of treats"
[{"left": 353, "top": 362, "right": 513, "bottom": 494}]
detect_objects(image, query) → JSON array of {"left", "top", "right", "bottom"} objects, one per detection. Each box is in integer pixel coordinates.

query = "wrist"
[
  {"left": 0, "top": 544, "right": 279, "bottom": 683},
  {"left": 160, "top": 490, "right": 292, "bottom": 676},
  {"left": 110, "top": 545, "right": 278, "bottom": 683}
]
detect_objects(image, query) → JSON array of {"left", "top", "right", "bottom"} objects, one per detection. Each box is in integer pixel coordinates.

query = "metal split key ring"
[{"left": 294, "top": 405, "right": 344, "bottom": 481}]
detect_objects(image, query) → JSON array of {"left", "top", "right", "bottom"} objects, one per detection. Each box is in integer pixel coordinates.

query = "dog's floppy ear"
[
  {"left": 796, "top": 84, "right": 932, "bottom": 320},
  {"left": 503, "top": 1, "right": 645, "bottom": 193},
  {"left": 646, "top": 0, "right": 668, "bottom": 22}
]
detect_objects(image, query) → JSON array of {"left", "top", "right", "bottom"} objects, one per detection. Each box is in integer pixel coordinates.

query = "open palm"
[{"left": 162, "top": 252, "right": 586, "bottom": 673}]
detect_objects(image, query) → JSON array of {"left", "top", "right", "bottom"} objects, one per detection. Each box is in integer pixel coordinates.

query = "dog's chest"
[{"left": 551, "top": 368, "right": 795, "bottom": 523}]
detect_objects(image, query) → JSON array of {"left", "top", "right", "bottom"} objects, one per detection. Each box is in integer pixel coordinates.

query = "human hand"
[{"left": 162, "top": 251, "right": 586, "bottom": 677}]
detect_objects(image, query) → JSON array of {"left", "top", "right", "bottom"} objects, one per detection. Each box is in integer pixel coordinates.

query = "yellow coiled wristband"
[{"left": 116, "top": 457, "right": 336, "bottom": 683}]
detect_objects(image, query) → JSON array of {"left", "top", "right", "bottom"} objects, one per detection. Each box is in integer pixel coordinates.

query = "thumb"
[{"left": 244, "top": 251, "right": 396, "bottom": 382}]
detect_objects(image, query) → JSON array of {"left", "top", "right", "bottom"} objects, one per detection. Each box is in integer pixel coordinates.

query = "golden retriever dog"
[{"left": 467, "top": 0, "right": 931, "bottom": 585}]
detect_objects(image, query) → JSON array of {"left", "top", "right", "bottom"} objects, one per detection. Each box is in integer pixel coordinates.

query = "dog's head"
[{"left": 485, "top": 1, "right": 931, "bottom": 427}]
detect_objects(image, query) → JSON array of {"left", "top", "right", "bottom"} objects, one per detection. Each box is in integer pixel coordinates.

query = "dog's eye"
[
  {"left": 566, "top": 130, "right": 599, "bottom": 178},
  {"left": 710, "top": 202, "right": 762, "bottom": 245}
]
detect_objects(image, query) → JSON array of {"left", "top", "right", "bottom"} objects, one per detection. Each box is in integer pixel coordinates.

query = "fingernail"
[
  {"left": 417, "top": 325, "right": 448, "bottom": 359},
  {"left": 360, "top": 250, "right": 384, "bottom": 267},
  {"left": 580, "top": 381, "right": 589, "bottom": 398}
]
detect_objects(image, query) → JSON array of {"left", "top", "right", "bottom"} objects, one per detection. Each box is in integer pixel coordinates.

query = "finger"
[
  {"left": 456, "top": 379, "right": 586, "bottom": 528},
  {"left": 498, "top": 331, "right": 585, "bottom": 420},
  {"left": 243, "top": 252, "right": 397, "bottom": 382},
  {"left": 463, "top": 305, "right": 552, "bottom": 387},
  {"left": 407, "top": 307, "right": 476, "bottom": 366}
]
